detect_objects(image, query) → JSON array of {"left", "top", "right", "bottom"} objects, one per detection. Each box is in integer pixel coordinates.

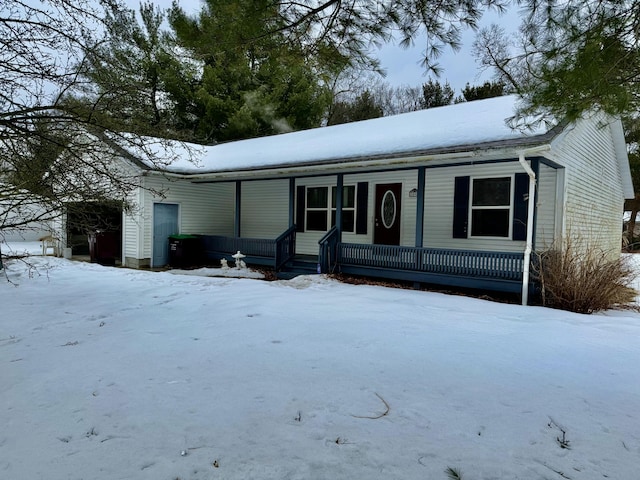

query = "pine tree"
[
  {"left": 327, "top": 90, "right": 384, "bottom": 125},
  {"left": 473, "top": 1, "right": 640, "bottom": 122},
  {"left": 459, "top": 81, "right": 506, "bottom": 102},
  {"left": 167, "top": 0, "right": 333, "bottom": 142},
  {"left": 79, "top": 2, "right": 192, "bottom": 138},
  {"left": 420, "top": 79, "right": 455, "bottom": 108}
]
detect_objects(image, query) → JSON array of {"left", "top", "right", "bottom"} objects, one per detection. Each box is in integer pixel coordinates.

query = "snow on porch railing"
[{"left": 337, "top": 243, "right": 525, "bottom": 281}]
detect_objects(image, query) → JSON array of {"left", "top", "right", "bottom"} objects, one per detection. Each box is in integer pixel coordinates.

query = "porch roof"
[{"left": 138, "top": 95, "right": 557, "bottom": 175}]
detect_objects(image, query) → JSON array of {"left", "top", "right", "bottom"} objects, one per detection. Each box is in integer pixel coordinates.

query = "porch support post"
[
  {"left": 288, "top": 177, "right": 295, "bottom": 228},
  {"left": 235, "top": 180, "right": 241, "bottom": 238},
  {"left": 335, "top": 173, "right": 343, "bottom": 241},
  {"left": 415, "top": 166, "right": 425, "bottom": 247}
]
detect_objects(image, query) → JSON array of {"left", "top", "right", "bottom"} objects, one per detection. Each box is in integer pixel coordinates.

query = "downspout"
[{"left": 518, "top": 145, "right": 550, "bottom": 305}]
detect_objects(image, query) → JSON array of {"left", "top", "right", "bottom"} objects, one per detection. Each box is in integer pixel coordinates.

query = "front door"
[
  {"left": 374, "top": 183, "right": 402, "bottom": 245},
  {"left": 152, "top": 203, "right": 179, "bottom": 267}
]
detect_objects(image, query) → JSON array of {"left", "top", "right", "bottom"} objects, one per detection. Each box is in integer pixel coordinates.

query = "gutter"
[
  {"left": 152, "top": 150, "right": 478, "bottom": 182},
  {"left": 156, "top": 142, "right": 554, "bottom": 183},
  {"left": 518, "top": 145, "right": 551, "bottom": 305}
]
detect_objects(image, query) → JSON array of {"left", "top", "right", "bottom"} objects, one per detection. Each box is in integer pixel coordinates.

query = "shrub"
[{"left": 533, "top": 240, "right": 637, "bottom": 314}]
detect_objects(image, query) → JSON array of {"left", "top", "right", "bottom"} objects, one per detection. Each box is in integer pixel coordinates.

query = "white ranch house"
[{"left": 119, "top": 96, "right": 632, "bottom": 304}]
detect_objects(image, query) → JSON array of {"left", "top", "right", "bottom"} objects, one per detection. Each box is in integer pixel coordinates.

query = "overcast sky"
[
  {"left": 377, "top": 8, "right": 521, "bottom": 93},
  {"left": 125, "top": 0, "right": 521, "bottom": 94}
]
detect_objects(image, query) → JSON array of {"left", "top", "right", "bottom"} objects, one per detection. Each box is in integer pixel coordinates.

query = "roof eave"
[{"left": 154, "top": 129, "right": 560, "bottom": 181}]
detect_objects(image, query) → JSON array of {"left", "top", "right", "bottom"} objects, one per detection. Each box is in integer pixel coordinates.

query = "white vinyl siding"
[
  {"left": 241, "top": 179, "right": 289, "bottom": 238},
  {"left": 535, "top": 164, "right": 558, "bottom": 249},
  {"left": 551, "top": 113, "right": 626, "bottom": 256},
  {"left": 123, "top": 187, "right": 144, "bottom": 262},
  {"left": 131, "top": 176, "right": 235, "bottom": 261},
  {"left": 424, "top": 162, "right": 526, "bottom": 253},
  {"left": 122, "top": 214, "right": 139, "bottom": 259}
]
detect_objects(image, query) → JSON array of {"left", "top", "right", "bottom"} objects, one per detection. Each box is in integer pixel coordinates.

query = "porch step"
[
  {"left": 288, "top": 260, "right": 319, "bottom": 272},
  {"left": 278, "top": 257, "right": 319, "bottom": 279},
  {"left": 275, "top": 271, "right": 303, "bottom": 280}
]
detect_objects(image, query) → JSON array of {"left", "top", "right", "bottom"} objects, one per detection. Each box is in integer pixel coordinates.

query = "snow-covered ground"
[{"left": 1, "top": 245, "right": 639, "bottom": 480}]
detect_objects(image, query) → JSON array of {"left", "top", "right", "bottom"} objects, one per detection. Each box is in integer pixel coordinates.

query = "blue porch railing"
[
  {"left": 274, "top": 225, "right": 297, "bottom": 271},
  {"left": 201, "top": 225, "right": 297, "bottom": 271},
  {"left": 318, "top": 226, "right": 339, "bottom": 273},
  {"left": 200, "top": 228, "right": 525, "bottom": 292},
  {"left": 202, "top": 235, "right": 275, "bottom": 257},
  {"left": 336, "top": 243, "right": 525, "bottom": 292}
]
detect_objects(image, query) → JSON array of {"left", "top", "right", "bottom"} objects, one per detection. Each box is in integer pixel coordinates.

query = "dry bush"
[{"left": 534, "top": 239, "right": 637, "bottom": 314}]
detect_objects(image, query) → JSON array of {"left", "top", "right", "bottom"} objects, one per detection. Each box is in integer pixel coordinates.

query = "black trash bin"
[{"left": 168, "top": 234, "right": 202, "bottom": 268}]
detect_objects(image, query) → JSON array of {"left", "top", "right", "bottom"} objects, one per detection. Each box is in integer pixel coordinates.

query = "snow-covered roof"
[{"left": 142, "top": 95, "right": 555, "bottom": 175}]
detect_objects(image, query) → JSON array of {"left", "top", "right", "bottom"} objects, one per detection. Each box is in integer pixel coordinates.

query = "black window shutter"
[
  {"left": 512, "top": 173, "right": 530, "bottom": 241},
  {"left": 296, "top": 185, "right": 306, "bottom": 232},
  {"left": 355, "top": 182, "right": 368, "bottom": 234},
  {"left": 453, "top": 176, "right": 470, "bottom": 238}
]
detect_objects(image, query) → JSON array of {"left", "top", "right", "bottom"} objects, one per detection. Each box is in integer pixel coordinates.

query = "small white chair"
[{"left": 38, "top": 235, "right": 58, "bottom": 256}]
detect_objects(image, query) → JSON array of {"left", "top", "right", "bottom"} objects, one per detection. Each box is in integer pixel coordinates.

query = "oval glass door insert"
[{"left": 381, "top": 190, "right": 397, "bottom": 229}]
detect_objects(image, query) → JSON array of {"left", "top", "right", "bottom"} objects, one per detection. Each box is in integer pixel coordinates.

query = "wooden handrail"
[
  {"left": 318, "top": 226, "right": 339, "bottom": 273},
  {"left": 274, "top": 225, "right": 297, "bottom": 271}
]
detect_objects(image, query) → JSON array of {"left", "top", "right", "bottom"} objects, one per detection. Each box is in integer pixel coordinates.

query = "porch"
[
  {"left": 166, "top": 160, "right": 544, "bottom": 301},
  {"left": 334, "top": 243, "right": 525, "bottom": 293},
  {"left": 201, "top": 227, "right": 527, "bottom": 294},
  {"left": 200, "top": 226, "right": 297, "bottom": 271}
]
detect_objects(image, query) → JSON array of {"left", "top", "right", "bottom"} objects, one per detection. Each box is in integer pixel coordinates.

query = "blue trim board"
[
  {"left": 415, "top": 166, "right": 425, "bottom": 247},
  {"left": 335, "top": 173, "right": 343, "bottom": 241},
  {"left": 289, "top": 177, "right": 295, "bottom": 227},
  {"left": 234, "top": 180, "right": 241, "bottom": 237},
  {"left": 539, "top": 157, "right": 564, "bottom": 170}
]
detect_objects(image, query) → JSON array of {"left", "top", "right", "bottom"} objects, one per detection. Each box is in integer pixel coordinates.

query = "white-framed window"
[
  {"left": 306, "top": 185, "right": 356, "bottom": 232},
  {"left": 469, "top": 176, "right": 513, "bottom": 238},
  {"left": 306, "top": 186, "right": 329, "bottom": 231}
]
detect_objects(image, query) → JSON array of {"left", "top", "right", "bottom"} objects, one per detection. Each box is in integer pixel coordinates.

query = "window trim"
[
  {"left": 468, "top": 175, "right": 514, "bottom": 239},
  {"left": 305, "top": 186, "right": 329, "bottom": 231},
  {"left": 305, "top": 184, "right": 357, "bottom": 233}
]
